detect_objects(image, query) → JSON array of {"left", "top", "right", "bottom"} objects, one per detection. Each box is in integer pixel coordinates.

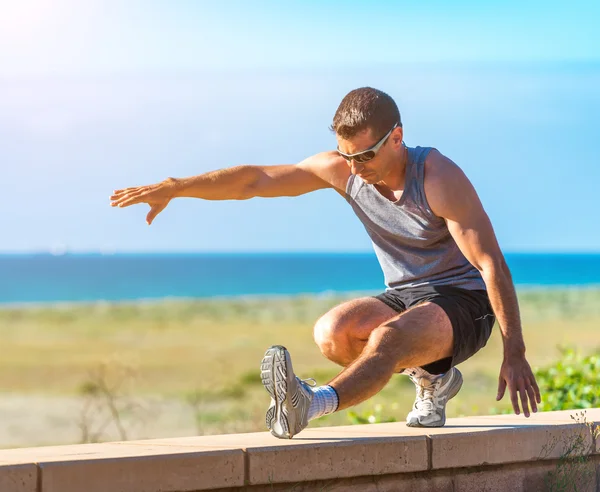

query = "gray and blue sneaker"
[
  {"left": 406, "top": 367, "right": 463, "bottom": 427},
  {"left": 261, "top": 345, "right": 314, "bottom": 439}
]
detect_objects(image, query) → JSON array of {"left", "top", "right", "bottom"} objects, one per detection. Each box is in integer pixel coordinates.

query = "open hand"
[
  {"left": 110, "top": 178, "right": 179, "bottom": 225},
  {"left": 497, "top": 354, "right": 542, "bottom": 417}
]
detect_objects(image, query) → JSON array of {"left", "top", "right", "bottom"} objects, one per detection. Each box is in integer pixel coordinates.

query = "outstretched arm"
[
  {"left": 424, "top": 150, "right": 541, "bottom": 417},
  {"left": 110, "top": 152, "right": 346, "bottom": 224}
]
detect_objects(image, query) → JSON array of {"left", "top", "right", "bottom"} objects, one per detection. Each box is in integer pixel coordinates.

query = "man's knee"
[
  {"left": 313, "top": 297, "right": 400, "bottom": 365},
  {"left": 313, "top": 311, "right": 353, "bottom": 364}
]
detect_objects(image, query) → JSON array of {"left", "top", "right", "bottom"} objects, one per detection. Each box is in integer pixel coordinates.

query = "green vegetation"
[
  {"left": 0, "top": 288, "right": 599, "bottom": 444},
  {"left": 488, "top": 346, "right": 600, "bottom": 416},
  {"left": 535, "top": 348, "right": 600, "bottom": 411}
]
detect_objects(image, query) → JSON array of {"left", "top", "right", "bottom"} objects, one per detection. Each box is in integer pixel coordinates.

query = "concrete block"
[
  {"left": 122, "top": 426, "right": 429, "bottom": 486},
  {"left": 40, "top": 448, "right": 243, "bottom": 492},
  {"left": 210, "top": 473, "right": 454, "bottom": 492},
  {"left": 431, "top": 423, "right": 594, "bottom": 469},
  {"left": 0, "top": 464, "right": 37, "bottom": 492},
  {"left": 453, "top": 462, "right": 553, "bottom": 492},
  {"left": 452, "top": 456, "right": 595, "bottom": 492},
  {"left": 246, "top": 436, "right": 426, "bottom": 485},
  {"left": 0, "top": 442, "right": 245, "bottom": 492}
]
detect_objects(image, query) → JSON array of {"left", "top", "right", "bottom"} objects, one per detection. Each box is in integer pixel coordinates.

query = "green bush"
[{"left": 534, "top": 347, "right": 600, "bottom": 411}]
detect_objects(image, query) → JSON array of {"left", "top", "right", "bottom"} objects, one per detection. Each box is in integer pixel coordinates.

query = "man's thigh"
[
  {"left": 380, "top": 302, "right": 455, "bottom": 369},
  {"left": 316, "top": 296, "right": 401, "bottom": 340},
  {"left": 372, "top": 289, "right": 454, "bottom": 363},
  {"left": 382, "top": 285, "right": 496, "bottom": 372}
]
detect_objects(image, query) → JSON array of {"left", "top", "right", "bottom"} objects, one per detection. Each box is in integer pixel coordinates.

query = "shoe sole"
[
  {"left": 261, "top": 345, "right": 293, "bottom": 439},
  {"left": 406, "top": 369, "right": 464, "bottom": 428}
]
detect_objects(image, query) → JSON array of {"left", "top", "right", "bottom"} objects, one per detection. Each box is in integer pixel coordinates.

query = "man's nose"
[{"left": 351, "top": 160, "right": 363, "bottom": 174}]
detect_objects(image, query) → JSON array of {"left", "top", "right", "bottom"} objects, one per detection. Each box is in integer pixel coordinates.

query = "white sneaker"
[
  {"left": 406, "top": 367, "right": 463, "bottom": 427},
  {"left": 260, "top": 345, "right": 313, "bottom": 439}
]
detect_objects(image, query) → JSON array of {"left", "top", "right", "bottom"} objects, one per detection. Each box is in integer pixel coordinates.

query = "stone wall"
[{"left": 0, "top": 408, "right": 598, "bottom": 492}]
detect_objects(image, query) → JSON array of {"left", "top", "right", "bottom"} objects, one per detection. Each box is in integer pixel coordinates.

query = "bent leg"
[
  {"left": 263, "top": 287, "right": 494, "bottom": 437},
  {"left": 329, "top": 302, "right": 453, "bottom": 410},
  {"left": 313, "top": 297, "right": 401, "bottom": 366},
  {"left": 262, "top": 301, "right": 454, "bottom": 438}
]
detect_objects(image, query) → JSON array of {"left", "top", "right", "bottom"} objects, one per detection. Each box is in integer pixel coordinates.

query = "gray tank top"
[{"left": 345, "top": 146, "right": 486, "bottom": 291}]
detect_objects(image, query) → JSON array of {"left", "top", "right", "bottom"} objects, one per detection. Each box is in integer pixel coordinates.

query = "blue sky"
[{"left": 1, "top": 1, "right": 599, "bottom": 253}]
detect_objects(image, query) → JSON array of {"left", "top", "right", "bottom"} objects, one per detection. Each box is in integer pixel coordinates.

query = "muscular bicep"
[
  {"left": 250, "top": 165, "right": 330, "bottom": 198},
  {"left": 426, "top": 154, "right": 504, "bottom": 272},
  {"left": 249, "top": 152, "right": 348, "bottom": 198}
]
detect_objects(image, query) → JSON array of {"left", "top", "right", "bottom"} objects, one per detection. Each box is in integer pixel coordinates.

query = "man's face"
[{"left": 336, "top": 126, "right": 403, "bottom": 184}]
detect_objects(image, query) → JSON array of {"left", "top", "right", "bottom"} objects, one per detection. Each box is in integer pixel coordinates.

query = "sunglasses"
[{"left": 337, "top": 122, "right": 399, "bottom": 164}]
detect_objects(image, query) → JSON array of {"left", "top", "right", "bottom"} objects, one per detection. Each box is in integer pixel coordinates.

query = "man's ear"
[{"left": 393, "top": 128, "right": 403, "bottom": 147}]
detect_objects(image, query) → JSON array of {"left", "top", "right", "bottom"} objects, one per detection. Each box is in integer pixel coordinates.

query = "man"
[{"left": 111, "top": 87, "right": 541, "bottom": 439}]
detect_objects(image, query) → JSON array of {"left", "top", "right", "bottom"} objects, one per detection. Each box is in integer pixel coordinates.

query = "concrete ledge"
[
  {"left": 0, "top": 409, "right": 598, "bottom": 492},
  {"left": 0, "top": 463, "right": 37, "bottom": 492}
]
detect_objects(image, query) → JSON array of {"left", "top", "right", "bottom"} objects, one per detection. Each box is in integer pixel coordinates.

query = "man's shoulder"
[
  {"left": 305, "top": 150, "right": 348, "bottom": 170},
  {"left": 423, "top": 148, "right": 464, "bottom": 186},
  {"left": 423, "top": 148, "right": 474, "bottom": 217},
  {"left": 300, "top": 151, "right": 351, "bottom": 194}
]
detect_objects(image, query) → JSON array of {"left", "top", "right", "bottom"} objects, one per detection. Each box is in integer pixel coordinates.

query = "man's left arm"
[{"left": 425, "top": 151, "right": 541, "bottom": 417}]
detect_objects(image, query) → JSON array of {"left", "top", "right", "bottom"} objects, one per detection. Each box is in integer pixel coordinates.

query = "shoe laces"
[
  {"left": 298, "top": 377, "right": 317, "bottom": 388},
  {"left": 295, "top": 377, "right": 317, "bottom": 397},
  {"left": 413, "top": 377, "right": 442, "bottom": 412}
]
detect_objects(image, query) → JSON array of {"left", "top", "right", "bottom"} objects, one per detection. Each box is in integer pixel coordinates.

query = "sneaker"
[
  {"left": 406, "top": 367, "right": 463, "bottom": 427},
  {"left": 260, "top": 345, "right": 314, "bottom": 439}
]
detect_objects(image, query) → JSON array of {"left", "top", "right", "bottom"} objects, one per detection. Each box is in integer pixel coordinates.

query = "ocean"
[{"left": 1, "top": 253, "right": 599, "bottom": 305}]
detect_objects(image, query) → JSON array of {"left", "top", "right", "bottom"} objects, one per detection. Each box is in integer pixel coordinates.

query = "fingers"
[
  {"left": 114, "top": 192, "right": 146, "bottom": 208},
  {"left": 111, "top": 187, "right": 140, "bottom": 199},
  {"left": 146, "top": 203, "right": 166, "bottom": 225},
  {"left": 518, "top": 381, "right": 530, "bottom": 417},
  {"left": 111, "top": 189, "right": 145, "bottom": 208},
  {"left": 500, "top": 360, "right": 542, "bottom": 418},
  {"left": 110, "top": 184, "right": 169, "bottom": 224},
  {"left": 514, "top": 377, "right": 540, "bottom": 418},
  {"left": 525, "top": 381, "right": 537, "bottom": 414},
  {"left": 496, "top": 377, "right": 507, "bottom": 401},
  {"left": 510, "top": 384, "right": 520, "bottom": 415},
  {"left": 532, "top": 376, "right": 542, "bottom": 404}
]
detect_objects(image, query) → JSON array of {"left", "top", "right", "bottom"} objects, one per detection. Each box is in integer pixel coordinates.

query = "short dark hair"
[{"left": 330, "top": 87, "right": 401, "bottom": 140}]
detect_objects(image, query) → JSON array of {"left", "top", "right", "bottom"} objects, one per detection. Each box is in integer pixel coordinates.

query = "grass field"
[{"left": 0, "top": 287, "right": 599, "bottom": 448}]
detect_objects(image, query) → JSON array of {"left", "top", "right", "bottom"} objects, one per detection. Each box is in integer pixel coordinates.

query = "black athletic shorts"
[{"left": 373, "top": 285, "right": 496, "bottom": 374}]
